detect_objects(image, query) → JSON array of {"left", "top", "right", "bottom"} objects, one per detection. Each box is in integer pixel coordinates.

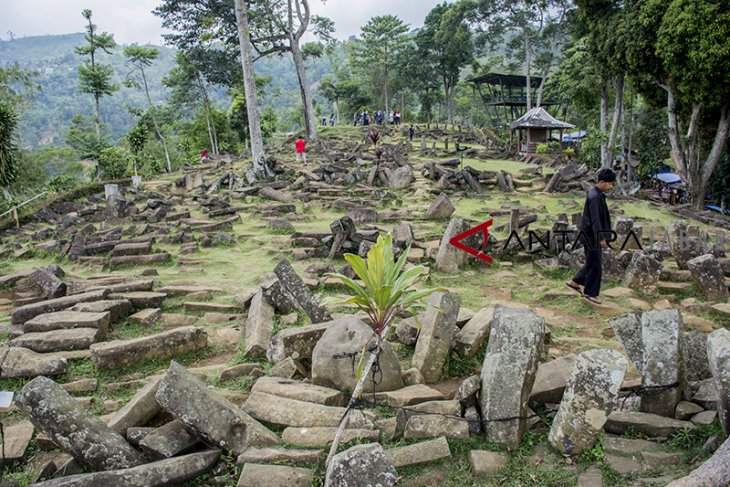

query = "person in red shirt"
[
  {"left": 200, "top": 148, "right": 208, "bottom": 161},
  {"left": 295, "top": 136, "right": 307, "bottom": 164}
]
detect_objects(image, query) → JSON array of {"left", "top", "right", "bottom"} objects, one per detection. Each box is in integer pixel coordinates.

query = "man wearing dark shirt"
[{"left": 566, "top": 168, "right": 616, "bottom": 304}]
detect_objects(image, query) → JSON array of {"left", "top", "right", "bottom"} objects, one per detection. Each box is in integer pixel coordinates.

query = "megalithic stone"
[
  {"left": 274, "top": 259, "right": 332, "bottom": 323},
  {"left": 480, "top": 305, "right": 545, "bottom": 451},
  {"left": 243, "top": 291, "right": 275, "bottom": 359},
  {"left": 411, "top": 292, "right": 461, "bottom": 383},
  {"left": 155, "top": 361, "right": 279, "bottom": 455},
  {"left": 15, "top": 376, "right": 144, "bottom": 471},
  {"left": 28, "top": 268, "right": 67, "bottom": 298},
  {"left": 640, "top": 309, "right": 684, "bottom": 417},
  {"left": 548, "top": 349, "right": 628, "bottom": 455},
  {"left": 707, "top": 328, "right": 730, "bottom": 434},
  {"left": 29, "top": 450, "right": 220, "bottom": 487},
  {"left": 609, "top": 312, "right": 643, "bottom": 373}
]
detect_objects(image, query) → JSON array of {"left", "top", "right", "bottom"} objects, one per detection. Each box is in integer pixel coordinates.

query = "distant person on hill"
[
  {"left": 409, "top": 125, "right": 414, "bottom": 141},
  {"left": 200, "top": 148, "right": 208, "bottom": 161},
  {"left": 330, "top": 113, "right": 335, "bottom": 126},
  {"left": 295, "top": 136, "right": 307, "bottom": 164},
  {"left": 565, "top": 168, "right": 616, "bottom": 304}
]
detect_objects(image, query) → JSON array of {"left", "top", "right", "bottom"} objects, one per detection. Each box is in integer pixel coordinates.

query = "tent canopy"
[
  {"left": 510, "top": 107, "right": 575, "bottom": 130},
  {"left": 654, "top": 172, "right": 682, "bottom": 184},
  {"left": 562, "top": 130, "right": 588, "bottom": 142}
]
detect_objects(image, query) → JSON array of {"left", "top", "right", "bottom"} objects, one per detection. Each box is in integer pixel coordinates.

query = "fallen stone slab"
[
  {"left": 641, "top": 309, "right": 684, "bottom": 417},
  {"left": 183, "top": 302, "right": 240, "bottom": 313},
  {"left": 251, "top": 376, "right": 344, "bottom": 406},
  {"left": 139, "top": 419, "right": 200, "bottom": 459},
  {"left": 622, "top": 252, "right": 662, "bottom": 290},
  {"left": 609, "top": 312, "right": 643, "bottom": 373},
  {"left": 403, "top": 414, "right": 469, "bottom": 439},
  {"left": 159, "top": 285, "right": 224, "bottom": 296},
  {"left": 28, "top": 268, "right": 67, "bottom": 299},
  {"left": 435, "top": 218, "right": 470, "bottom": 273},
  {"left": 11, "top": 289, "right": 109, "bottom": 325},
  {"left": 274, "top": 259, "right": 332, "bottom": 323},
  {"left": 687, "top": 254, "right": 729, "bottom": 301},
  {"left": 667, "top": 434, "right": 730, "bottom": 487},
  {"left": 129, "top": 308, "right": 161, "bottom": 326},
  {"left": 385, "top": 436, "right": 451, "bottom": 468},
  {"left": 15, "top": 376, "right": 144, "bottom": 471},
  {"left": 107, "top": 291, "right": 166, "bottom": 310},
  {"left": 85, "top": 280, "right": 155, "bottom": 295},
  {"left": 267, "top": 319, "right": 332, "bottom": 364},
  {"left": 412, "top": 292, "right": 461, "bottom": 383},
  {"left": 243, "top": 291, "right": 274, "bottom": 359},
  {"left": 325, "top": 443, "right": 397, "bottom": 487},
  {"left": 454, "top": 306, "right": 493, "bottom": 357},
  {"left": 470, "top": 450, "right": 508, "bottom": 475},
  {"left": 23, "top": 311, "right": 110, "bottom": 334},
  {"left": 111, "top": 241, "right": 152, "bottom": 257},
  {"left": 30, "top": 450, "right": 220, "bottom": 487},
  {"left": 425, "top": 192, "right": 455, "bottom": 219},
  {"left": 90, "top": 326, "right": 207, "bottom": 370},
  {"left": 549, "top": 348, "right": 628, "bottom": 455},
  {"left": 70, "top": 300, "right": 132, "bottom": 323},
  {"left": 61, "top": 378, "right": 98, "bottom": 394},
  {"left": 242, "top": 391, "right": 375, "bottom": 429},
  {"left": 155, "top": 362, "right": 278, "bottom": 455},
  {"left": 281, "top": 427, "right": 379, "bottom": 447},
  {"left": 601, "top": 435, "right": 662, "bottom": 454},
  {"left": 237, "top": 463, "right": 312, "bottom": 487},
  {"left": 9, "top": 328, "right": 103, "bottom": 353},
  {"left": 480, "top": 305, "right": 545, "bottom": 450},
  {"left": 0, "top": 347, "right": 67, "bottom": 378},
  {"left": 0, "top": 420, "right": 34, "bottom": 465},
  {"left": 268, "top": 356, "right": 308, "bottom": 379},
  {"left": 372, "top": 384, "right": 446, "bottom": 407},
  {"left": 108, "top": 252, "right": 171, "bottom": 270},
  {"left": 605, "top": 411, "right": 696, "bottom": 438},
  {"left": 707, "top": 328, "right": 730, "bottom": 434},
  {"left": 220, "top": 363, "right": 265, "bottom": 381},
  {"left": 529, "top": 354, "right": 577, "bottom": 407},
  {"left": 236, "top": 447, "right": 324, "bottom": 465},
  {"left": 106, "top": 379, "right": 161, "bottom": 436}
]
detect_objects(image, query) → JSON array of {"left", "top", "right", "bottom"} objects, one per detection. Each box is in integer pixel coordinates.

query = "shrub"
[{"left": 536, "top": 143, "right": 549, "bottom": 154}]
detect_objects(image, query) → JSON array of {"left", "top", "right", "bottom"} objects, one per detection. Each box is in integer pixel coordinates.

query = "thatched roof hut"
[{"left": 510, "top": 108, "right": 575, "bottom": 154}]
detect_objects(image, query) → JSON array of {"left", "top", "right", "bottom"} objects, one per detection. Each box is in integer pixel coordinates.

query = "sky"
[{"left": 0, "top": 0, "right": 449, "bottom": 45}]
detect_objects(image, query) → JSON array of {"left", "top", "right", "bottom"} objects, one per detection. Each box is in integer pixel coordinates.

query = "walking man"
[
  {"left": 566, "top": 168, "right": 616, "bottom": 304},
  {"left": 295, "top": 135, "right": 307, "bottom": 164}
]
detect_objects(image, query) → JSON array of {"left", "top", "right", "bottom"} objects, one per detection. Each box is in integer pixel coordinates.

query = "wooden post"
[{"left": 13, "top": 207, "right": 19, "bottom": 228}]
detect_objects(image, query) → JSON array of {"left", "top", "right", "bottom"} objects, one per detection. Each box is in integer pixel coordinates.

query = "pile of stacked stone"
[
  {"left": 544, "top": 160, "right": 594, "bottom": 193},
  {"left": 0, "top": 265, "right": 213, "bottom": 381},
  {"left": 422, "top": 160, "right": 517, "bottom": 194}
]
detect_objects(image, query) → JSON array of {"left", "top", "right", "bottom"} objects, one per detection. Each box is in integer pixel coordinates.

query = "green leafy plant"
[
  {"left": 548, "top": 141, "right": 561, "bottom": 151},
  {"left": 324, "top": 232, "right": 442, "bottom": 466},
  {"left": 536, "top": 143, "right": 549, "bottom": 154},
  {"left": 562, "top": 147, "right": 576, "bottom": 158}
]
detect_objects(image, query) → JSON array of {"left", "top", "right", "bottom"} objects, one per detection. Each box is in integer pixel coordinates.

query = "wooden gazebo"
[{"left": 510, "top": 107, "right": 575, "bottom": 154}]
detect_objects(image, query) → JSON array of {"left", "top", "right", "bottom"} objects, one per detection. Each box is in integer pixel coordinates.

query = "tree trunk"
[
  {"left": 197, "top": 74, "right": 218, "bottom": 154},
  {"left": 523, "top": 27, "right": 531, "bottom": 111},
  {"left": 693, "top": 104, "right": 730, "bottom": 211},
  {"left": 536, "top": 70, "right": 548, "bottom": 108},
  {"left": 445, "top": 84, "right": 454, "bottom": 126},
  {"left": 289, "top": 33, "right": 317, "bottom": 141},
  {"left": 605, "top": 76, "right": 624, "bottom": 169},
  {"left": 141, "top": 68, "right": 172, "bottom": 173},
  {"left": 384, "top": 44, "right": 389, "bottom": 114},
  {"left": 665, "top": 85, "right": 688, "bottom": 179},
  {"left": 600, "top": 81, "right": 609, "bottom": 168},
  {"left": 94, "top": 95, "right": 101, "bottom": 138},
  {"left": 234, "top": 0, "right": 271, "bottom": 180}
]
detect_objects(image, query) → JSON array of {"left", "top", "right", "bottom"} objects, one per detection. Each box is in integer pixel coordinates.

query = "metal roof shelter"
[
  {"left": 468, "top": 72, "right": 560, "bottom": 128},
  {"left": 509, "top": 107, "right": 575, "bottom": 154}
]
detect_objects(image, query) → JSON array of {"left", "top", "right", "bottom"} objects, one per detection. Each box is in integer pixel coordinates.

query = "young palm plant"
[{"left": 324, "top": 232, "right": 443, "bottom": 470}]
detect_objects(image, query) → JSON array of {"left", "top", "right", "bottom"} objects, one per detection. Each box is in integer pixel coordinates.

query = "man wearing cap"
[{"left": 566, "top": 168, "right": 616, "bottom": 304}]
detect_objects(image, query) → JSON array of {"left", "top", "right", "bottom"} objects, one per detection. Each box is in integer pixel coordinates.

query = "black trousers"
[{"left": 572, "top": 244, "right": 602, "bottom": 297}]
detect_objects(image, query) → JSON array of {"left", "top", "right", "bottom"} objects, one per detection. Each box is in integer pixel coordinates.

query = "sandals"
[
  {"left": 583, "top": 295, "right": 602, "bottom": 305},
  {"left": 565, "top": 282, "right": 583, "bottom": 295}
]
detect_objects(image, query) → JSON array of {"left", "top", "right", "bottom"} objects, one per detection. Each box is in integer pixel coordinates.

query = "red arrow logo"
[{"left": 449, "top": 219, "right": 494, "bottom": 264}]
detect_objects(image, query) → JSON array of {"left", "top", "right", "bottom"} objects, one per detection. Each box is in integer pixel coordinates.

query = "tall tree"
[
  {"left": 123, "top": 46, "right": 173, "bottom": 173},
  {"left": 163, "top": 52, "right": 219, "bottom": 155},
  {"left": 0, "top": 102, "right": 19, "bottom": 195},
  {"left": 75, "top": 9, "right": 118, "bottom": 137},
  {"left": 417, "top": 3, "right": 475, "bottom": 124},
  {"left": 352, "top": 15, "right": 410, "bottom": 113},
  {"left": 623, "top": 0, "right": 730, "bottom": 210},
  {"left": 234, "top": 0, "right": 271, "bottom": 179}
]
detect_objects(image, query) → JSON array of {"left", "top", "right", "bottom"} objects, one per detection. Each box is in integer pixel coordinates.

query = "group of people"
[
  {"left": 353, "top": 109, "right": 402, "bottom": 126},
  {"left": 320, "top": 114, "right": 335, "bottom": 126}
]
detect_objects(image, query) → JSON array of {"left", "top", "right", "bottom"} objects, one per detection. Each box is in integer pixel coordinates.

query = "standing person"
[
  {"left": 565, "top": 168, "right": 616, "bottom": 304},
  {"left": 330, "top": 113, "right": 335, "bottom": 126},
  {"left": 200, "top": 148, "right": 208, "bottom": 161},
  {"left": 295, "top": 135, "right": 307, "bottom": 165},
  {"left": 395, "top": 109, "right": 401, "bottom": 125},
  {"left": 353, "top": 112, "right": 358, "bottom": 126},
  {"left": 409, "top": 125, "right": 415, "bottom": 142}
]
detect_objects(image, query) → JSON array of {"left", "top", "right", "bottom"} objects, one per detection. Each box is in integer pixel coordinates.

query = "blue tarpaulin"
[
  {"left": 562, "top": 130, "right": 588, "bottom": 143},
  {"left": 654, "top": 172, "right": 682, "bottom": 184}
]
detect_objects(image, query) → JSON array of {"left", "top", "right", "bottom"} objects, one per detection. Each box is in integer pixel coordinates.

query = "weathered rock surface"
[
  {"left": 10, "top": 328, "right": 103, "bottom": 353},
  {"left": 15, "top": 376, "right": 144, "bottom": 471},
  {"left": 609, "top": 312, "right": 643, "bottom": 373},
  {"left": 372, "top": 384, "right": 446, "bottom": 407},
  {"left": 412, "top": 292, "right": 461, "bottom": 383},
  {"left": 11, "top": 289, "right": 109, "bottom": 325},
  {"left": 0, "top": 347, "right": 67, "bottom": 378},
  {"left": 707, "top": 328, "right": 730, "bottom": 434},
  {"left": 70, "top": 299, "right": 132, "bottom": 323},
  {"left": 325, "top": 443, "right": 397, "bottom": 487},
  {"left": 281, "top": 427, "right": 379, "bottom": 447},
  {"left": 385, "top": 436, "right": 451, "bottom": 468},
  {"left": 30, "top": 450, "right": 220, "bottom": 487},
  {"left": 107, "top": 291, "right": 166, "bottom": 310},
  {"left": 236, "top": 447, "right": 324, "bottom": 465},
  {"left": 605, "top": 411, "right": 696, "bottom": 438},
  {"left": 529, "top": 354, "right": 577, "bottom": 407},
  {"left": 108, "top": 252, "right": 171, "bottom": 270},
  {"left": 155, "top": 362, "right": 279, "bottom": 455},
  {"left": 237, "top": 463, "right": 312, "bottom": 487},
  {"left": 267, "top": 319, "right": 332, "bottom": 364},
  {"left": 425, "top": 192, "right": 455, "bottom": 219},
  {"left": 0, "top": 420, "right": 34, "bottom": 465},
  {"left": 311, "top": 317, "right": 403, "bottom": 392},
  {"left": 549, "top": 349, "right": 628, "bottom": 455},
  {"left": 687, "top": 254, "right": 730, "bottom": 301},
  {"left": 243, "top": 291, "right": 274, "bottom": 358},
  {"left": 641, "top": 309, "right": 684, "bottom": 417},
  {"left": 274, "top": 259, "right": 332, "bottom": 323},
  {"left": 435, "top": 218, "right": 470, "bottom": 273},
  {"left": 242, "top": 391, "right": 374, "bottom": 429},
  {"left": 106, "top": 379, "right": 161, "bottom": 435},
  {"left": 251, "top": 376, "right": 344, "bottom": 406},
  {"left": 454, "top": 306, "right": 493, "bottom": 357},
  {"left": 403, "top": 414, "right": 469, "bottom": 439},
  {"left": 470, "top": 450, "right": 508, "bottom": 475},
  {"left": 28, "top": 268, "right": 67, "bottom": 298},
  {"left": 622, "top": 253, "right": 662, "bottom": 291},
  {"left": 667, "top": 435, "right": 730, "bottom": 487},
  {"left": 23, "top": 311, "right": 110, "bottom": 334},
  {"left": 90, "top": 326, "right": 207, "bottom": 370},
  {"left": 138, "top": 419, "right": 200, "bottom": 459},
  {"left": 480, "top": 305, "right": 545, "bottom": 450}
]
